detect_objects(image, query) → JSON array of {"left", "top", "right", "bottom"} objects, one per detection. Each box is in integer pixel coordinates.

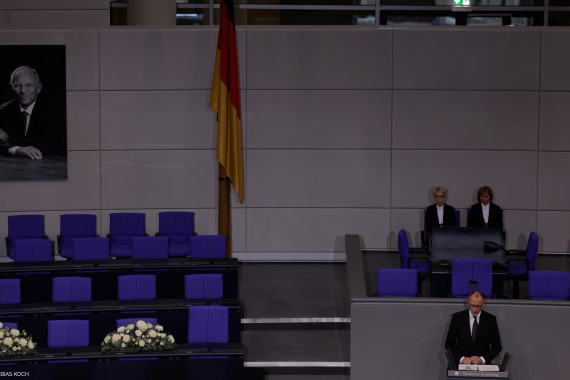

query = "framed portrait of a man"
[{"left": 0, "top": 45, "right": 67, "bottom": 181}]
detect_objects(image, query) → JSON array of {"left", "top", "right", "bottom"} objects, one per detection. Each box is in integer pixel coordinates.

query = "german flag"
[{"left": 210, "top": 0, "right": 244, "bottom": 204}]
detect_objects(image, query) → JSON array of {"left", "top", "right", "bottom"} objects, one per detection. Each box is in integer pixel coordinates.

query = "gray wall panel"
[
  {"left": 67, "top": 91, "right": 100, "bottom": 151},
  {"left": 101, "top": 150, "right": 218, "bottom": 210},
  {"left": 392, "top": 150, "right": 537, "bottom": 210},
  {"left": 247, "top": 208, "right": 390, "bottom": 252},
  {"left": 390, "top": 208, "right": 426, "bottom": 249},
  {"left": 393, "top": 29, "right": 540, "bottom": 90},
  {"left": 393, "top": 91, "right": 538, "bottom": 150},
  {"left": 0, "top": 151, "right": 100, "bottom": 212},
  {"left": 99, "top": 29, "right": 246, "bottom": 90},
  {"left": 541, "top": 30, "right": 570, "bottom": 91},
  {"left": 539, "top": 92, "right": 570, "bottom": 151},
  {"left": 247, "top": 29, "right": 392, "bottom": 90},
  {"left": 0, "top": 1, "right": 108, "bottom": 10},
  {"left": 247, "top": 90, "right": 391, "bottom": 149},
  {"left": 352, "top": 300, "right": 570, "bottom": 380},
  {"left": 0, "top": 30, "right": 99, "bottom": 91},
  {"left": 504, "top": 210, "right": 537, "bottom": 251},
  {"left": 537, "top": 211, "right": 570, "bottom": 252},
  {"left": 247, "top": 150, "right": 390, "bottom": 208},
  {"left": 0, "top": 10, "right": 109, "bottom": 27},
  {"left": 0, "top": 210, "right": 102, "bottom": 257},
  {"left": 538, "top": 152, "right": 570, "bottom": 211},
  {"left": 100, "top": 91, "right": 216, "bottom": 150}
]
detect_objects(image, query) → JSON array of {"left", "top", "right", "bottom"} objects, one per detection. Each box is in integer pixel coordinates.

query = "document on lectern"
[{"left": 458, "top": 364, "right": 500, "bottom": 371}]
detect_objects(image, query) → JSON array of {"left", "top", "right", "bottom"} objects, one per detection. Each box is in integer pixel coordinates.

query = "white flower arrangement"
[
  {"left": 101, "top": 320, "right": 176, "bottom": 353},
  {"left": 0, "top": 323, "right": 37, "bottom": 356}
]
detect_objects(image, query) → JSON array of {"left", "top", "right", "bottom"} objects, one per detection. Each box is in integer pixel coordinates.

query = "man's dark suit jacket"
[
  {"left": 445, "top": 309, "right": 502, "bottom": 366},
  {"left": 425, "top": 203, "right": 457, "bottom": 235},
  {"left": 0, "top": 97, "right": 66, "bottom": 156},
  {"left": 467, "top": 202, "right": 503, "bottom": 229}
]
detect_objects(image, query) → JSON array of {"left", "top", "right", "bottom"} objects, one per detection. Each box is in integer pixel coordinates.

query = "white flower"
[
  {"left": 160, "top": 342, "right": 164, "bottom": 346},
  {"left": 10, "top": 329, "right": 19, "bottom": 337},
  {"left": 121, "top": 343, "right": 125, "bottom": 348},
  {"left": 3, "top": 337, "right": 13, "bottom": 347},
  {"left": 148, "top": 330, "right": 157, "bottom": 338},
  {"left": 0, "top": 322, "right": 3, "bottom": 328},
  {"left": 147, "top": 339, "right": 151, "bottom": 343},
  {"left": 112, "top": 334, "right": 121, "bottom": 343},
  {"left": 160, "top": 333, "right": 166, "bottom": 339},
  {"left": 136, "top": 321, "right": 148, "bottom": 331},
  {"left": 155, "top": 325, "right": 163, "bottom": 332},
  {"left": 139, "top": 340, "right": 145, "bottom": 347},
  {"left": 146, "top": 323, "right": 152, "bottom": 329},
  {"left": 123, "top": 335, "right": 131, "bottom": 342},
  {"left": 104, "top": 335, "right": 111, "bottom": 343},
  {"left": 127, "top": 324, "right": 134, "bottom": 330},
  {"left": 27, "top": 342, "right": 34, "bottom": 349},
  {"left": 168, "top": 335, "right": 175, "bottom": 343},
  {"left": 19, "top": 339, "right": 26, "bottom": 346},
  {"left": 0, "top": 331, "right": 4, "bottom": 339},
  {"left": 117, "top": 326, "right": 125, "bottom": 333},
  {"left": 12, "top": 347, "right": 17, "bottom": 351},
  {"left": 135, "top": 330, "right": 142, "bottom": 337},
  {"left": 17, "top": 346, "right": 20, "bottom": 350}
]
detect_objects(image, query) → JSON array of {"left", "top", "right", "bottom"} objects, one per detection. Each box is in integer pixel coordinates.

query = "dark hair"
[
  {"left": 477, "top": 186, "right": 493, "bottom": 203},
  {"left": 469, "top": 291, "right": 485, "bottom": 303}
]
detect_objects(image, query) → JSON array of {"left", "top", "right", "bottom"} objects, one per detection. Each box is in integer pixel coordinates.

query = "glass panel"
[
  {"left": 177, "top": 9, "right": 208, "bottom": 25},
  {"left": 548, "top": 12, "right": 570, "bottom": 26},
  {"left": 387, "top": 16, "right": 456, "bottom": 25},
  {"left": 381, "top": 0, "right": 543, "bottom": 5},
  {"left": 215, "top": 8, "right": 375, "bottom": 24}
]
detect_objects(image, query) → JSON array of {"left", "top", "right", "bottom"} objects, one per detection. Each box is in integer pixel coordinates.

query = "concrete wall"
[
  {"left": 1, "top": 26, "right": 570, "bottom": 259},
  {"left": 0, "top": 1, "right": 109, "bottom": 27}
]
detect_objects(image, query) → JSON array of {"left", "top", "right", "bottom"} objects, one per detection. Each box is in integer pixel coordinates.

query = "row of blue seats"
[
  {"left": 1, "top": 306, "right": 231, "bottom": 349},
  {"left": 377, "top": 266, "right": 570, "bottom": 300},
  {"left": 6, "top": 212, "right": 225, "bottom": 261},
  {"left": 0, "top": 274, "right": 223, "bottom": 304}
]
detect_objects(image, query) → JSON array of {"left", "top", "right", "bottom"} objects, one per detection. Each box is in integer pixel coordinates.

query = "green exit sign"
[{"left": 453, "top": 0, "right": 471, "bottom": 5}]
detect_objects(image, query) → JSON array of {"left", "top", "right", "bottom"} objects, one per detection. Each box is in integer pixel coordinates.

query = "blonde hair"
[{"left": 433, "top": 186, "right": 447, "bottom": 196}]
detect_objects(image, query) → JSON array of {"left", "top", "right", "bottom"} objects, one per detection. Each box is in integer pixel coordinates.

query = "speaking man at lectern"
[{"left": 445, "top": 292, "right": 502, "bottom": 366}]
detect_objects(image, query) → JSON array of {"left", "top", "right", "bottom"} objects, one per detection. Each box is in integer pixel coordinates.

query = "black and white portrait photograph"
[{"left": 0, "top": 45, "right": 67, "bottom": 181}]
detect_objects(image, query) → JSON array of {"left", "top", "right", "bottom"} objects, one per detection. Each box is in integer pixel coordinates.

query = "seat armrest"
[
  {"left": 57, "top": 235, "right": 62, "bottom": 254},
  {"left": 43, "top": 234, "right": 49, "bottom": 239},
  {"left": 5, "top": 237, "right": 9, "bottom": 257},
  {"left": 506, "top": 249, "right": 526, "bottom": 255}
]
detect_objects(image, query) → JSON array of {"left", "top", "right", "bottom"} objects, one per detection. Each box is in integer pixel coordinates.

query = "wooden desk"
[{"left": 0, "top": 154, "right": 67, "bottom": 181}]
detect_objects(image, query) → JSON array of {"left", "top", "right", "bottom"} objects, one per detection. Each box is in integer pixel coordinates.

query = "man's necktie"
[
  {"left": 472, "top": 316, "right": 478, "bottom": 343},
  {"left": 21, "top": 111, "right": 28, "bottom": 136}
]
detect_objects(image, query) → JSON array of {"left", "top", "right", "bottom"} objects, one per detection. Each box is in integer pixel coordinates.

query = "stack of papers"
[{"left": 458, "top": 364, "right": 500, "bottom": 371}]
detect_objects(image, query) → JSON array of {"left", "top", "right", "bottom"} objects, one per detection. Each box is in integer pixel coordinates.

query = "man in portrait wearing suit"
[
  {"left": 445, "top": 291, "right": 502, "bottom": 366},
  {"left": 0, "top": 66, "right": 66, "bottom": 159}
]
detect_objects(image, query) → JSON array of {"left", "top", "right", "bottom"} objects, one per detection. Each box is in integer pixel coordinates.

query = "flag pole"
[{"left": 218, "top": 162, "right": 232, "bottom": 258}]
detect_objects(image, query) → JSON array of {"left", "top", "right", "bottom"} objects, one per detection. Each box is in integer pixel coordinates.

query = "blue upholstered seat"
[
  {"left": 528, "top": 271, "right": 570, "bottom": 301},
  {"left": 109, "top": 213, "right": 146, "bottom": 258},
  {"left": 185, "top": 274, "right": 223, "bottom": 299},
  {"left": 452, "top": 258, "right": 492, "bottom": 298},
  {"left": 53, "top": 277, "right": 92, "bottom": 302},
  {"left": 48, "top": 320, "right": 89, "bottom": 348},
  {"left": 72, "top": 237, "right": 110, "bottom": 260},
  {"left": 118, "top": 275, "right": 156, "bottom": 300},
  {"left": 0, "top": 279, "right": 21, "bottom": 305},
  {"left": 377, "top": 269, "right": 418, "bottom": 298},
  {"left": 58, "top": 214, "right": 97, "bottom": 259},
  {"left": 132, "top": 236, "right": 169, "bottom": 259},
  {"left": 189, "top": 235, "right": 226, "bottom": 259},
  {"left": 7, "top": 215, "right": 48, "bottom": 260},
  {"left": 188, "top": 306, "right": 229, "bottom": 344},
  {"left": 157, "top": 212, "right": 195, "bottom": 257}
]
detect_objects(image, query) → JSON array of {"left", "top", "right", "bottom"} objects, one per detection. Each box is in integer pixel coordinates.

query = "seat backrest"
[
  {"left": 526, "top": 231, "right": 539, "bottom": 271},
  {"left": 109, "top": 213, "right": 146, "bottom": 237},
  {"left": 377, "top": 269, "right": 417, "bottom": 297},
  {"left": 397, "top": 229, "right": 410, "bottom": 269},
  {"left": 118, "top": 275, "right": 156, "bottom": 300},
  {"left": 53, "top": 277, "right": 92, "bottom": 302},
  {"left": 185, "top": 274, "right": 223, "bottom": 299},
  {"left": 188, "top": 306, "right": 229, "bottom": 344},
  {"left": 0, "top": 279, "right": 21, "bottom": 305},
  {"left": 12, "top": 239, "right": 51, "bottom": 262},
  {"left": 159, "top": 212, "right": 195, "bottom": 236},
  {"left": 0, "top": 322, "right": 18, "bottom": 330},
  {"left": 132, "top": 237, "right": 169, "bottom": 259},
  {"left": 454, "top": 210, "right": 460, "bottom": 226},
  {"left": 452, "top": 258, "right": 492, "bottom": 298},
  {"left": 190, "top": 236, "right": 226, "bottom": 258},
  {"left": 60, "top": 214, "right": 97, "bottom": 241},
  {"left": 8, "top": 215, "right": 45, "bottom": 239},
  {"left": 529, "top": 271, "right": 570, "bottom": 301},
  {"left": 116, "top": 318, "right": 158, "bottom": 330},
  {"left": 72, "top": 238, "right": 110, "bottom": 260},
  {"left": 47, "top": 320, "right": 89, "bottom": 348}
]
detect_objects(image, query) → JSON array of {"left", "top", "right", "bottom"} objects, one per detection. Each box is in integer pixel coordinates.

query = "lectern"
[{"left": 445, "top": 351, "right": 510, "bottom": 379}]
